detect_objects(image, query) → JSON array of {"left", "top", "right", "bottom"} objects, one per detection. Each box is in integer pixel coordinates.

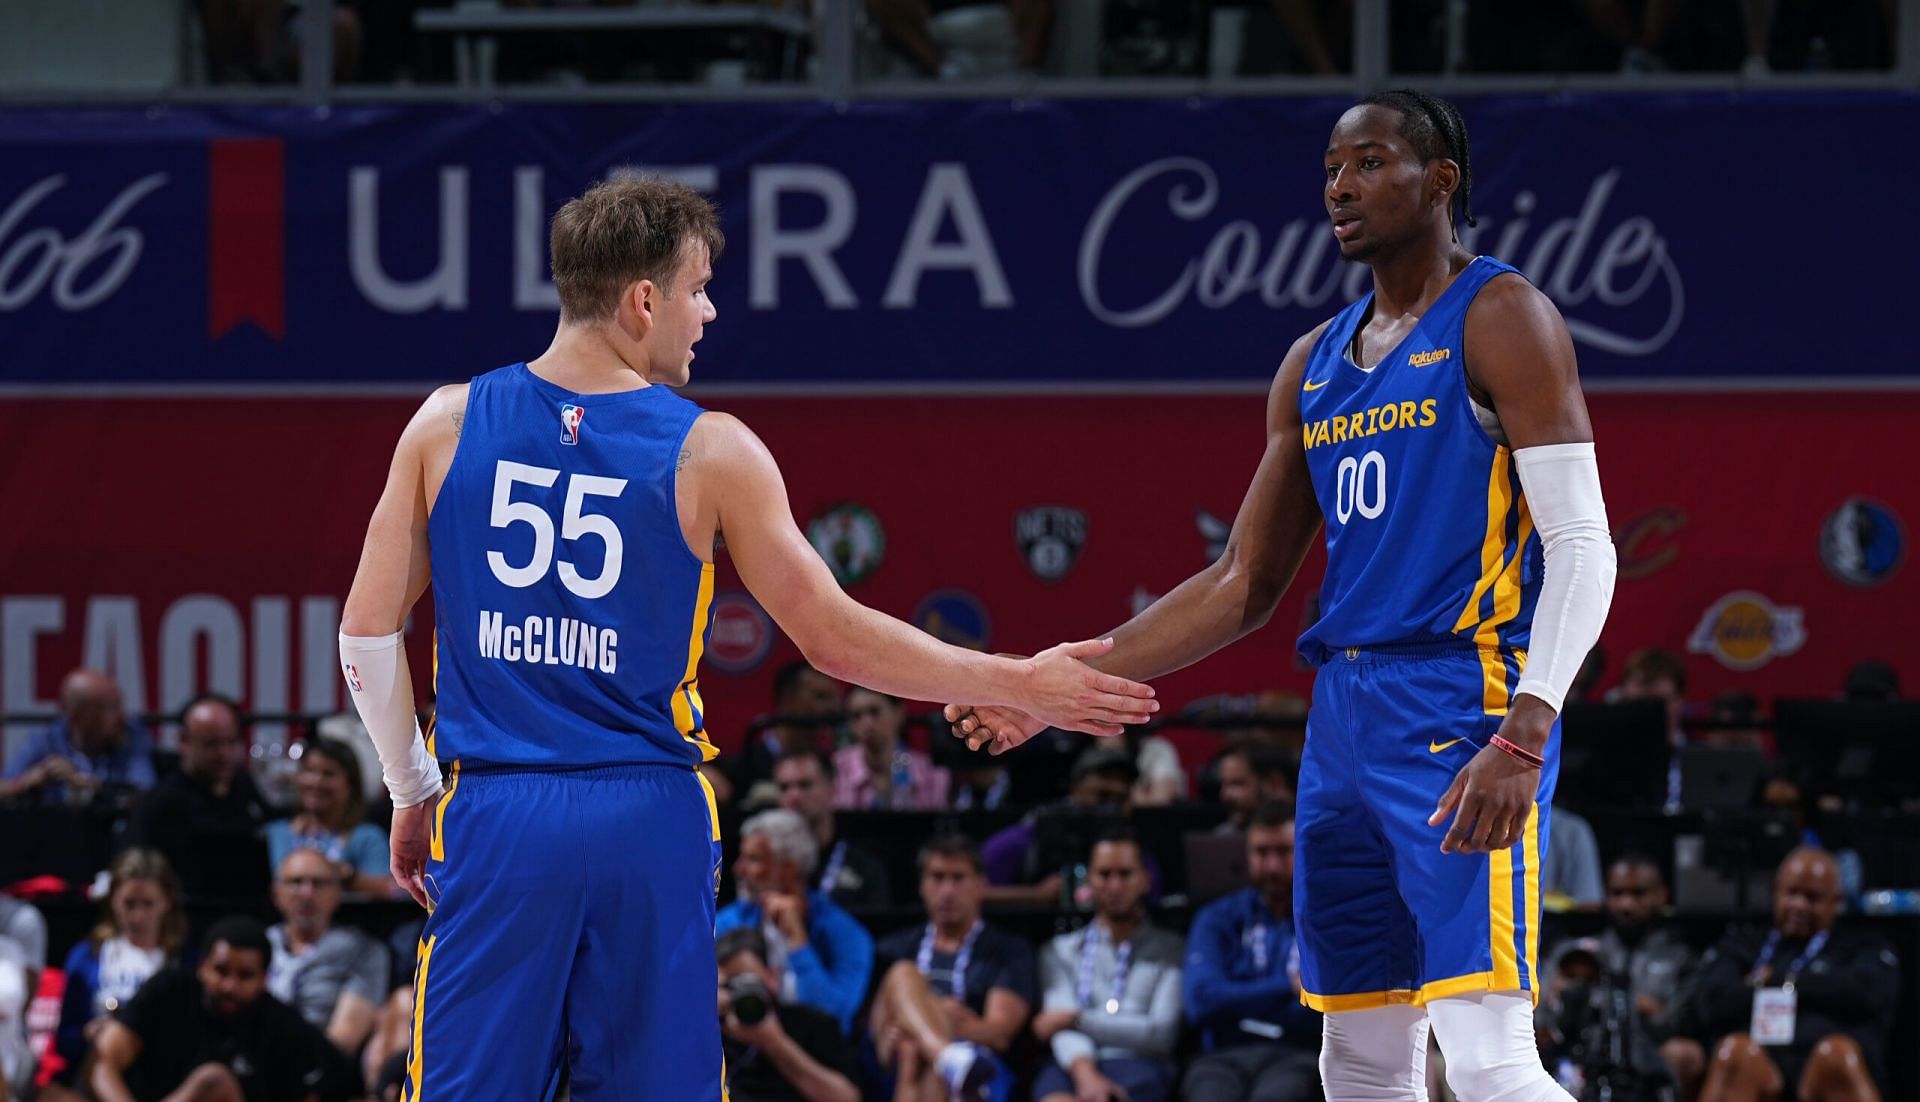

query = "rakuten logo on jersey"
[
  {"left": 0, "top": 173, "right": 167, "bottom": 312},
  {"left": 1077, "top": 158, "right": 1684, "bottom": 357}
]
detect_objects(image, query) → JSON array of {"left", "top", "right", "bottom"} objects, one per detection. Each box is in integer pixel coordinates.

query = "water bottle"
[{"left": 1861, "top": 889, "right": 1920, "bottom": 915}]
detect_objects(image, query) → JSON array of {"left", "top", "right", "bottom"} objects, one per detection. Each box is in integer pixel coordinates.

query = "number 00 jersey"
[
  {"left": 1294, "top": 258, "right": 1543, "bottom": 686},
  {"left": 426, "top": 363, "right": 718, "bottom": 770}
]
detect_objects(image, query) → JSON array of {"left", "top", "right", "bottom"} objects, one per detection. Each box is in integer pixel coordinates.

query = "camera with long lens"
[
  {"left": 724, "top": 972, "right": 773, "bottom": 1026},
  {"left": 1549, "top": 947, "right": 1668, "bottom": 1102}
]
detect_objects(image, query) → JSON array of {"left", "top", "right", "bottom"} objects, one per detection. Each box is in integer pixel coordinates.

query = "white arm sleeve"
[
  {"left": 338, "top": 631, "right": 444, "bottom": 808},
  {"left": 1512, "top": 442, "right": 1616, "bottom": 714}
]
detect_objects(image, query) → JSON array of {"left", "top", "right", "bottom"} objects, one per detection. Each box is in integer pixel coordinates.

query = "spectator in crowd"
[
  {"left": 1678, "top": 847, "right": 1900, "bottom": 1101},
  {"left": 1032, "top": 829, "right": 1184, "bottom": 1102},
  {"left": 89, "top": 915, "right": 334, "bottom": 1102},
  {"left": 1705, "top": 690, "right": 1770, "bottom": 753},
  {"left": 1842, "top": 659, "right": 1899, "bottom": 703},
  {"left": 864, "top": 0, "right": 1053, "bottom": 78},
  {"left": 1123, "top": 729, "right": 1187, "bottom": 806},
  {"left": 733, "top": 663, "right": 845, "bottom": 800},
  {"left": 53, "top": 849, "right": 186, "bottom": 1087},
  {"left": 982, "top": 748, "right": 1137, "bottom": 907},
  {"left": 775, "top": 749, "right": 892, "bottom": 908},
  {"left": 872, "top": 835, "right": 1036, "bottom": 1102},
  {"left": 717, "top": 927, "right": 861, "bottom": 1102},
  {"left": 1538, "top": 854, "right": 1699, "bottom": 1095},
  {"left": 833, "top": 689, "right": 950, "bottom": 810},
  {"left": 948, "top": 743, "right": 1012, "bottom": 811},
  {"left": 4, "top": 669, "right": 155, "bottom": 805},
  {"left": 127, "top": 694, "right": 275, "bottom": 897},
  {"left": 1616, "top": 647, "right": 1690, "bottom": 809},
  {"left": 0, "top": 892, "right": 48, "bottom": 1098},
  {"left": 717, "top": 810, "right": 874, "bottom": 1033},
  {"left": 267, "top": 850, "right": 387, "bottom": 1060},
  {"left": 1541, "top": 803, "right": 1604, "bottom": 910},
  {"left": 1182, "top": 800, "right": 1321, "bottom": 1102},
  {"left": 1212, "top": 739, "right": 1296, "bottom": 834},
  {"left": 197, "top": 0, "right": 362, "bottom": 84},
  {"left": 266, "top": 738, "right": 391, "bottom": 896}
]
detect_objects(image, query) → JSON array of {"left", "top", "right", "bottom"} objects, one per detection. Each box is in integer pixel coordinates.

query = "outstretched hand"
[{"left": 944, "top": 637, "right": 1156, "bottom": 751}]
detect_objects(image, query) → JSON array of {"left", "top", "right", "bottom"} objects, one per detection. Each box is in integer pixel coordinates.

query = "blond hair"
[{"left": 549, "top": 176, "right": 725, "bottom": 322}]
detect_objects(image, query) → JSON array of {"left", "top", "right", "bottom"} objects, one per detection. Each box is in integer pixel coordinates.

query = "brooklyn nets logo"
[{"left": 1015, "top": 506, "right": 1087, "bottom": 582}]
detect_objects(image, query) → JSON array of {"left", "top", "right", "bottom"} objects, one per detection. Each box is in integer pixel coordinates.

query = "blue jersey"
[
  {"left": 1295, "top": 257, "right": 1542, "bottom": 682},
  {"left": 426, "top": 363, "right": 717, "bottom": 771}
]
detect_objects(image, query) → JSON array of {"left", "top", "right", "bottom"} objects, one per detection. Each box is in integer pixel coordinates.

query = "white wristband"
[
  {"left": 1512, "top": 442, "right": 1616, "bottom": 714},
  {"left": 338, "top": 631, "right": 444, "bottom": 809}
]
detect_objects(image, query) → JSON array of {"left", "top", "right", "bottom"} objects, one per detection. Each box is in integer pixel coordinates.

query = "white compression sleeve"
[
  {"left": 1427, "top": 992, "right": 1576, "bottom": 1101},
  {"left": 338, "top": 631, "right": 444, "bottom": 809},
  {"left": 1512, "top": 442, "right": 1616, "bottom": 714}
]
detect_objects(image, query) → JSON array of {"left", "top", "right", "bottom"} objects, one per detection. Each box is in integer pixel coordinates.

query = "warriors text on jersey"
[{"left": 1295, "top": 256, "right": 1541, "bottom": 714}]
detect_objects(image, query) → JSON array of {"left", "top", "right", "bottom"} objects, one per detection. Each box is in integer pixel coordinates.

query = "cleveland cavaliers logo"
[{"left": 559, "top": 404, "right": 585, "bottom": 445}]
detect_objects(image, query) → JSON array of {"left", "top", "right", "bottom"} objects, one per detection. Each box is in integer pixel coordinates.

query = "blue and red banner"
[{"left": 1, "top": 93, "right": 1916, "bottom": 388}]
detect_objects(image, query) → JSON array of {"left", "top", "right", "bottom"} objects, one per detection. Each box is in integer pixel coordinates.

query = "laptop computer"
[
  {"left": 1182, "top": 829, "right": 1250, "bottom": 903},
  {"left": 1679, "top": 745, "right": 1766, "bottom": 811}
]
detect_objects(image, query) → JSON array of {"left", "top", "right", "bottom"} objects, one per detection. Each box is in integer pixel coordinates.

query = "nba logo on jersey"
[
  {"left": 343, "top": 663, "right": 363, "bottom": 692},
  {"left": 559, "top": 404, "right": 586, "bottom": 445}
]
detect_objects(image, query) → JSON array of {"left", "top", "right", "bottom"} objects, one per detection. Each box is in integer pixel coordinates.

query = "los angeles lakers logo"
[{"left": 1687, "top": 591, "right": 1806, "bottom": 671}]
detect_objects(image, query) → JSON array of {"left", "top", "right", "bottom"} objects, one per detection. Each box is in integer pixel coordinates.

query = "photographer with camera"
[
  {"left": 1538, "top": 854, "right": 1699, "bottom": 1100},
  {"left": 718, "top": 927, "right": 861, "bottom": 1102}
]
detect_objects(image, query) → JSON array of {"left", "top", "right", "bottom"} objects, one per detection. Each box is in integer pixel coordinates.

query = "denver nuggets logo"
[
  {"left": 559, "top": 404, "right": 586, "bottom": 445},
  {"left": 1409, "top": 348, "right": 1451, "bottom": 367},
  {"left": 1687, "top": 591, "right": 1806, "bottom": 671}
]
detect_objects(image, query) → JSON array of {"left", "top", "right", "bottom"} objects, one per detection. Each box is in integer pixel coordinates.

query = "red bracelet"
[{"left": 1489, "top": 735, "right": 1545, "bottom": 770}]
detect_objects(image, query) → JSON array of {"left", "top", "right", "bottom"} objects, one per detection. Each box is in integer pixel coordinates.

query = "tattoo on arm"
[
  {"left": 677, "top": 447, "right": 692, "bottom": 471},
  {"left": 451, "top": 411, "right": 465, "bottom": 438}
]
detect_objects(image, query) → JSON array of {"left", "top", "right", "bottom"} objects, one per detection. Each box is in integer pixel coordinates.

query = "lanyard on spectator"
[
  {"left": 1753, "top": 929, "right": 1829, "bottom": 988},
  {"left": 955, "top": 772, "right": 1011, "bottom": 811},
  {"left": 1249, "top": 922, "right": 1271, "bottom": 973},
  {"left": 1077, "top": 924, "right": 1135, "bottom": 1014},
  {"left": 818, "top": 841, "right": 847, "bottom": 892},
  {"left": 887, "top": 751, "right": 915, "bottom": 808},
  {"left": 919, "top": 920, "right": 985, "bottom": 1003}
]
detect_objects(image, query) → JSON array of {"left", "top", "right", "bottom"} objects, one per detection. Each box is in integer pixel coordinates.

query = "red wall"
[{"left": 2, "top": 391, "right": 1911, "bottom": 752}]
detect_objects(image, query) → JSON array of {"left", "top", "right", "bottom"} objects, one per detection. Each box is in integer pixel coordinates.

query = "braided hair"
[{"left": 1359, "top": 89, "right": 1477, "bottom": 238}]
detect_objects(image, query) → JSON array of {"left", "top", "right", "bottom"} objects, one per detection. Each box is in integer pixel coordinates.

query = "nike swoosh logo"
[
  {"left": 1429, "top": 738, "right": 1466, "bottom": 753},
  {"left": 1302, "top": 379, "right": 1329, "bottom": 391}
]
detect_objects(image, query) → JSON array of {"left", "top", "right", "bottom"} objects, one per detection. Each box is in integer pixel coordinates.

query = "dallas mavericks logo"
[
  {"left": 559, "top": 404, "right": 585, "bottom": 445},
  {"left": 1820, "top": 498, "right": 1904, "bottom": 587},
  {"left": 1015, "top": 506, "right": 1087, "bottom": 581}
]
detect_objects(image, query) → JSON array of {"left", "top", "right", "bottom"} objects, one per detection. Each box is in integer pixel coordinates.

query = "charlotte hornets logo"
[
  {"left": 1820, "top": 498, "right": 1903, "bottom": 587},
  {"left": 559, "top": 404, "right": 585, "bottom": 445}
]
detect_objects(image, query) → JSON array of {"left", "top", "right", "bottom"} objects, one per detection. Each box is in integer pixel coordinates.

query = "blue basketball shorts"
[
  {"left": 400, "top": 762, "right": 725, "bottom": 1100},
  {"left": 1293, "top": 643, "right": 1558, "bottom": 1013}
]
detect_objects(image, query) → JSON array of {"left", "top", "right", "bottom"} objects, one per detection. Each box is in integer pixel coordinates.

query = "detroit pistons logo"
[{"left": 559, "top": 404, "right": 586, "bottom": 445}]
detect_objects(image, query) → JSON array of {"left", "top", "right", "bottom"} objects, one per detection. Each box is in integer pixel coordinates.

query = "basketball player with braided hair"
[{"left": 949, "top": 92, "right": 1616, "bottom": 1100}]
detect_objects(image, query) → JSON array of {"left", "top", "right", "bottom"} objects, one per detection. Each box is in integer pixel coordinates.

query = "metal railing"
[{"left": 0, "top": 0, "right": 1913, "bottom": 104}]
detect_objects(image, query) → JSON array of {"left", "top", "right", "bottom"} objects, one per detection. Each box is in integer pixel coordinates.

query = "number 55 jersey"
[{"left": 427, "top": 361, "right": 719, "bottom": 772}]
